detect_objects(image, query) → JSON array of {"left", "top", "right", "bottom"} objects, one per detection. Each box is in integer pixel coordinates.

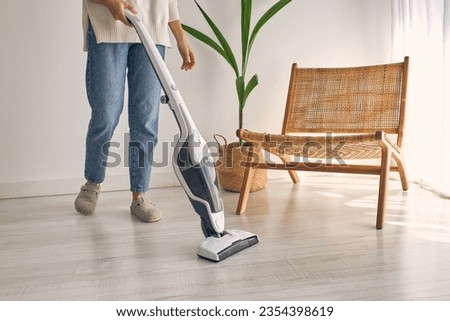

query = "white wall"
[{"left": 0, "top": 0, "right": 392, "bottom": 199}]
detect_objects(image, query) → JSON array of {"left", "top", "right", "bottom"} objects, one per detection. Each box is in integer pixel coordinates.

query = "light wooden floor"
[{"left": 1, "top": 173, "right": 450, "bottom": 301}]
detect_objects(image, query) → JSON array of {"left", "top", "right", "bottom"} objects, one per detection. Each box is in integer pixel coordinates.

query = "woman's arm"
[
  {"left": 91, "top": 0, "right": 195, "bottom": 70},
  {"left": 169, "top": 20, "right": 196, "bottom": 71}
]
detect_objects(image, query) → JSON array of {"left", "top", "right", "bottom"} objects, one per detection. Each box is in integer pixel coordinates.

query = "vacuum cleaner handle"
[
  {"left": 124, "top": 12, "right": 191, "bottom": 132},
  {"left": 124, "top": 10, "right": 210, "bottom": 165}
]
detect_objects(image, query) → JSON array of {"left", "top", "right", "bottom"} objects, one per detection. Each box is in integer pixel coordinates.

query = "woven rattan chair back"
[
  {"left": 282, "top": 62, "right": 408, "bottom": 145},
  {"left": 236, "top": 58, "right": 410, "bottom": 230}
]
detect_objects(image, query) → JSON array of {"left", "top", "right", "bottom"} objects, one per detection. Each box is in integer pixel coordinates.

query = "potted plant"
[{"left": 183, "top": 0, "right": 292, "bottom": 192}]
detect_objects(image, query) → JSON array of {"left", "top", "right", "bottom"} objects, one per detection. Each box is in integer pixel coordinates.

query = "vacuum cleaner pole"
[{"left": 125, "top": 10, "right": 258, "bottom": 262}]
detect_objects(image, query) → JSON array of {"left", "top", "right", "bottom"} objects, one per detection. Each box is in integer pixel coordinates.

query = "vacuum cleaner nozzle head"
[{"left": 197, "top": 229, "right": 259, "bottom": 262}]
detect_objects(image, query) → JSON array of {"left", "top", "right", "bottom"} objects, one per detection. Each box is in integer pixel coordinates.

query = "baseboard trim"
[
  {"left": 0, "top": 170, "right": 295, "bottom": 200},
  {"left": 0, "top": 170, "right": 180, "bottom": 200}
]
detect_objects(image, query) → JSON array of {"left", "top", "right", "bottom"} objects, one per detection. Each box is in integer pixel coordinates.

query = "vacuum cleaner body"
[{"left": 125, "top": 10, "right": 258, "bottom": 262}]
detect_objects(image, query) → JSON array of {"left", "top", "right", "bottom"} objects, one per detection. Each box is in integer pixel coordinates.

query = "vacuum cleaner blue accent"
[{"left": 125, "top": 10, "right": 259, "bottom": 262}]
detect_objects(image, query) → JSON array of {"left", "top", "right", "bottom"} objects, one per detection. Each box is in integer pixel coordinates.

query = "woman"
[{"left": 75, "top": 0, "right": 195, "bottom": 222}]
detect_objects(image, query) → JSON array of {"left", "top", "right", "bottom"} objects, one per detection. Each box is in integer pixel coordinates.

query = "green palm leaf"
[
  {"left": 236, "top": 76, "right": 245, "bottom": 110},
  {"left": 248, "top": 0, "right": 292, "bottom": 58},
  {"left": 182, "top": 24, "right": 234, "bottom": 69},
  {"left": 242, "top": 74, "right": 259, "bottom": 110},
  {"left": 193, "top": 0, "right": 239, "bottom": 77},
  {"left": 241, "top": 0, "right": 252, "bottom": 76}
]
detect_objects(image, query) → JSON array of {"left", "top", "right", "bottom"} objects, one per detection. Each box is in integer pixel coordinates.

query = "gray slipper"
[
  {"left": 74, "top": 181, "right": 100, "bottom": 215},
  {"left": 130, "top": 195, "right": 162, "bottom": 223}
]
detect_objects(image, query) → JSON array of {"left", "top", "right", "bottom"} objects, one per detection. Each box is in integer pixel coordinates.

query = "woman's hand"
[
  {"left": 177, "top": 40, "right": 196, "bottom": 71},
  {"left": 93, "top": 0, "right": 138, "bottom": 27}
]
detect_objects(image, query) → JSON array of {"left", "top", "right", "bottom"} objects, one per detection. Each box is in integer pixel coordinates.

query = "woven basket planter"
[{"left": 214, "top": 135, "right": 267, "bottom": 193}]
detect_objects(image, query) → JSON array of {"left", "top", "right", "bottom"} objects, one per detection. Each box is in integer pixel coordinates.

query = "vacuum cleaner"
[{"left": 125, "top": 10, "right": 258, "bottom": 262}]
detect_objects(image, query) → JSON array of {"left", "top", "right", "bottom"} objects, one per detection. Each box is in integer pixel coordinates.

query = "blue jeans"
[{"left": 84, "top": 24, "right": 165, "bottom": 192}]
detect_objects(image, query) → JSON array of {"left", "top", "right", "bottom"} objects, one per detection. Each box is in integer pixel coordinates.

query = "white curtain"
[{"left": 392, "top": 0, "right": 450, "bottom": 197}]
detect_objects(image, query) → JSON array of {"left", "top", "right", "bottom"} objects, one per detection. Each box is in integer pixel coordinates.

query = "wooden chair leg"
[
  {"left": 236, "top": 165, "right": 256, "bottom": 215},
  {"left": 376, "top": 147, "right": 392, "bottom": 229},
  {"left": 392, "top": 152, "right": 409, "bottom": 191},
  {"left": 279, "top": 155, "right": 300, "bottom": 184},
  {"left": 288, "top": 170, "right": 300, "bottom": 184}
]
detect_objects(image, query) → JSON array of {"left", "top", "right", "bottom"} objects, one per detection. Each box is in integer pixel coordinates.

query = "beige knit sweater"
[{"left": 82, "top": 0, "right": 180, "bottom": 51}]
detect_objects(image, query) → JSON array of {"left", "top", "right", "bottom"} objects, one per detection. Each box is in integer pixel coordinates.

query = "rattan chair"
[{"left": 236, "top": 57, "right": 409, "bottom": 229}]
